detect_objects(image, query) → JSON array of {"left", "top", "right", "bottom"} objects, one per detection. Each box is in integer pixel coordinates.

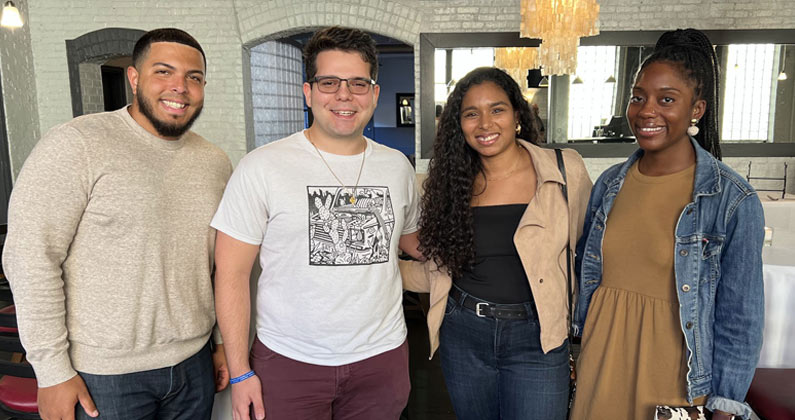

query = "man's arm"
[
  {"left": 2, "top": 126, "right": 99, "bottom": 419},
  {"left": 214, "top": 231, "right": 264, "bottom": 420}
]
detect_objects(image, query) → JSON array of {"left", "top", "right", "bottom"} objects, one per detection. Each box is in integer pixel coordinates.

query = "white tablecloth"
[{"left": 758, "top": 264, "right": 795, "bottom": 368}]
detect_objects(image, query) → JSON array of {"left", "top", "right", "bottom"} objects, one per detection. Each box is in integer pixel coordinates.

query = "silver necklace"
[{"left": 305, "top": 130, "right": 366, "bottom": 205}]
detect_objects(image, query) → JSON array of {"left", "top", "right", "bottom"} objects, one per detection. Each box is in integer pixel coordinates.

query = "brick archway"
[
  {"left": 65, "top": 28, "right": 145, "bottom": 117},
  {"left": 239, "top": 0, "right": 420, "bottom": 52}
]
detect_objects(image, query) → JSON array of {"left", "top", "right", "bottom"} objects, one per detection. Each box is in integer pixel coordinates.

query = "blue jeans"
[
  {"left": 439, "top": 291, "right": 570, "bottom": 420},
  {"left": 76, "top": 341, "right": 215, "bottom": 420}
]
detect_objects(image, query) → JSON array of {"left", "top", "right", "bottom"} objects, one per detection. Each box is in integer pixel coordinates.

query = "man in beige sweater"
[{"left": 3, "top": 28, "right": 232, "bottom": 420}]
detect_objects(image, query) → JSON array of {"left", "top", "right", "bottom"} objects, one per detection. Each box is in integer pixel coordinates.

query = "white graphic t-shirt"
[{"left": 211, "top": 131, "right": 419, "bottom": 366}]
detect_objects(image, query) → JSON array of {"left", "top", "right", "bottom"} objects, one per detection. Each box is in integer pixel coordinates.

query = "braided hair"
[
  {"left": 418, "top": 67, "right": 539, "bottom": 279},
  {"left": 639, "top": 28, "right": 722, "bottom": 159}
]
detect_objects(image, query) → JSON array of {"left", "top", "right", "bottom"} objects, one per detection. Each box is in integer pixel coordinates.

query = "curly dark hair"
[
  {"left": 638, "top": 28, "right": 722, "bottom": 159},
  {"left": 303, "top": 26, "right": 378, "bottom": 82},
  {"left": 418, "top": 67, "right": 539, "bottom": 279}
]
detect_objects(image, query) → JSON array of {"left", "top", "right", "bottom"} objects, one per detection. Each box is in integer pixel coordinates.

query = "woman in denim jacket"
[{"left": 571, "top": 29, "right": 764, "bottom": 420}]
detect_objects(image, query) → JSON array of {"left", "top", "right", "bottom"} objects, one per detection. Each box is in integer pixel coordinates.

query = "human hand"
[
  {"left": 711, "top": 410, "right": 735, "bottom": 420},
  {"left": 213, "top": 343, "right": 230, "bottom": 392},
  {"left": 37, "top": 375, "right": 98, "bottom": 420},
  {"left": 231, "top": 374, "right": 265, "bottom": 420},
  {"left": 569, "top": 355, "right": 576, "bottom": 381}
]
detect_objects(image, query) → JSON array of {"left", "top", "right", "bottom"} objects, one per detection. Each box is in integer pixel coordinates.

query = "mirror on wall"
[{"left": 419, "top": 30, "right": 795, "bottom": 158}]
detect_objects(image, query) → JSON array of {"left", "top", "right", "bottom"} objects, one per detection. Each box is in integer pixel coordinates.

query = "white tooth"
[{"left": 163, "top": 100, "right": 185, "bottom": 109}]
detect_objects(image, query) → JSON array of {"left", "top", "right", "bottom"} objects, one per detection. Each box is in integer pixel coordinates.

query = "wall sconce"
[
  {"left": 1, "top": 1, "right": 23, "bottom": 28},
  {"left": 778, "top": 56, "right": 788, "bottom": 81},
  {"left": 396, "top": 93, "right": 415, "bottom": 127}
]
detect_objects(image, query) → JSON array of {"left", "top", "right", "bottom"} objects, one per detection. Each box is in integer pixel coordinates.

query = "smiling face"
[
  {"left": 627, "top": 61, "right": 705, "bottom": 156},
  {"left": 303, "top": 50, "right": 380, "bottom": 144},
  {"left": 127, "top": 41, "right": 206, "bottom": 140},
  {"left": 459, "top": 81, "right": 520, "bottom": 159}
]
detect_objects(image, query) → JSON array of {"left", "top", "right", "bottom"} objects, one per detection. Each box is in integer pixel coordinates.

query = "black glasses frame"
[{"left": 307, "top": 76, "right": 376, "bottom": 94}]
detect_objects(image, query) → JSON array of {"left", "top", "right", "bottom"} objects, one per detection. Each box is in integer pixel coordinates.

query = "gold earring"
[
  {"left": 515, "top": 124, "right": 521, "bottom": 135},
  {"left": 687, "top": 118, "right": 700, "bottom": 136}
]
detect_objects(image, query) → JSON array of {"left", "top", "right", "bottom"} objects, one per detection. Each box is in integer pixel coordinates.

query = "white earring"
[{"left": 687, "top": 119, "right": 700, "bottom": 136}]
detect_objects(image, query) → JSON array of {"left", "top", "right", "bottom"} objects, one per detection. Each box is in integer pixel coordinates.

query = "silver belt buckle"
[{"left": 475, "top": 302, "right": 489, "bottom": 318}]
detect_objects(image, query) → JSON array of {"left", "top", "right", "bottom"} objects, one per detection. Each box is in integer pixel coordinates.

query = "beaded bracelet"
[{"left": 230, "top": 370, "right": 256, "bottom": 384}]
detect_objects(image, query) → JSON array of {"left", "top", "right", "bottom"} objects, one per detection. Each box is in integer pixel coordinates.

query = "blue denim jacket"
[{"left": 574, "top": 139, "right": 764, "bottom": 419}]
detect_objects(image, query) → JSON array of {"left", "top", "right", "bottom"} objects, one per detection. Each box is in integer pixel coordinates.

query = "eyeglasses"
[{"left": 308, "top": 76, "right": 376, "bottom": 95}]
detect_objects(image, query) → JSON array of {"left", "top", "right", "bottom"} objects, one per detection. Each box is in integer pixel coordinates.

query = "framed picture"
[{"left": 396, "top": 93, "right": 415, "bottom": 127}]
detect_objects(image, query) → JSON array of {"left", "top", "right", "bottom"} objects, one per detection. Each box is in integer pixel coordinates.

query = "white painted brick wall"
[
  {"left": 0, "top": 0, "right": 40, "bottom": 179},
  {"left": 2, "top": 0, "right": 793, "bottom": 176},
  {"left": 79, "top": 62, "right": 104, "bottom": 115},
  {"left": 24, "top": 0, "right": 247, "bottom": 164}
]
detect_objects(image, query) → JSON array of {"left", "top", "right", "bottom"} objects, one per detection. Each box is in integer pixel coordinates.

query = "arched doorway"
[{"left": 65, "top": 27, "right": 145, "bottom": 117}]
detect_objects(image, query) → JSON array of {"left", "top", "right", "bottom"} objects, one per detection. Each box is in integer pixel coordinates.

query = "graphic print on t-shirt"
[{"left": 307, "top": 186, "right": 395, "bottom": 266}]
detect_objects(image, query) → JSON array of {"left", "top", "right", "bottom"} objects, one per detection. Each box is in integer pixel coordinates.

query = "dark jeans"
[
  {"left": 76, "top": 341, "right": 215, "bottom": 420},
  {"left": 439, "top": 290, "right": 570, "bottom": 420}
]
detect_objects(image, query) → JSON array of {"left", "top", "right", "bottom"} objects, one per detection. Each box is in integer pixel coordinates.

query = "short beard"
[{"left": 136, "top": 94, "right": 203, "bottom": 138}]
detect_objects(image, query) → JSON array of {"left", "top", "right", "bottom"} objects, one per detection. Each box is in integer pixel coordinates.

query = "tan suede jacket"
[{"left": 400, "top": 140, "right": 592, "bottom": 358}]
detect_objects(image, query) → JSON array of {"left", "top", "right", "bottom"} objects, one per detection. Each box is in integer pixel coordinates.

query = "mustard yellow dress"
[{"left": 570, "top": 163, "right": 706, "bottom": 420}]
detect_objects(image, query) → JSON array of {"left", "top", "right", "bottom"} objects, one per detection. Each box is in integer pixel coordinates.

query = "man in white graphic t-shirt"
[{"left": 211, "top": 26, "right": 422, "bottom": 420}]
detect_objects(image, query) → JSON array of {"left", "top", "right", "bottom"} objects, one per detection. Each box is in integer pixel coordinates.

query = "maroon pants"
[{"left": 250, "top": 338, "right": 410, "bottom": 420}]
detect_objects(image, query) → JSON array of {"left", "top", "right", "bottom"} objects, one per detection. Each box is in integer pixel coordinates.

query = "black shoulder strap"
[{"left": 555, "top": 149, "right": 573, "bottom": 341}]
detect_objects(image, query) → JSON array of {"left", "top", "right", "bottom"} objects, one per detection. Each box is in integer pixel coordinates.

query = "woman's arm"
[
  {"left": 705, "top": 192, "right": 765, "bottom": 420},
  {"left": 399, "top": 259, "right": 433, "bottom": 293}
]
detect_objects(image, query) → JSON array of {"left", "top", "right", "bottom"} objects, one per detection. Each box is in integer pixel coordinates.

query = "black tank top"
[{"left": 454, "top": 204, "right": 533, "bottom": 304}]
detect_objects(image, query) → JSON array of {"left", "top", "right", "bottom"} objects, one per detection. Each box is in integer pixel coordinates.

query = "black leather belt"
[{"left": 449, "top": 286, "right": 530, "bottom": 320}]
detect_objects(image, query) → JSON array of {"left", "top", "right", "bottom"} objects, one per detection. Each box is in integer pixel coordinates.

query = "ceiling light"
[
  {"left": 519, "top": 0, "right": 600, "bottom": 76},
  {"left": 538, "top": 76, "right": 549, "bottom": 88},
  {"left": 0, "top": 1, "right": 23, "bottom": 28}
]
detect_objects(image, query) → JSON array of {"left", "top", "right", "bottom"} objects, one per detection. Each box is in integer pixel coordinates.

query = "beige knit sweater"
[{"left": 3, "top": 107, "right": 232, "bottom": 387}]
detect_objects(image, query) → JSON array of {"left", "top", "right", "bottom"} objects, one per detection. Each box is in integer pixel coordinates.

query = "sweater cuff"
[{"left": 33, "top": 352, "right": 78, "bottom": 388}]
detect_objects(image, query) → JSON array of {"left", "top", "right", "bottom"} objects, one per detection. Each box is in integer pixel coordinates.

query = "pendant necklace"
[
  {"left": 305, "top": 129, "right": 366, "bottom": 205},
  {"left": 484, "top": 144, "right": 526, "bottom": 182}
]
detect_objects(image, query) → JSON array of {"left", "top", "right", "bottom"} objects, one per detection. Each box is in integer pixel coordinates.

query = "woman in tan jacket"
[{"left": 401, "top": 67, "right": 591, "bottom": 420}]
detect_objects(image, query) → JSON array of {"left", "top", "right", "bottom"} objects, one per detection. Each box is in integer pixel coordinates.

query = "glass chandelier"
[
  {"left": 494, "top": 47, "right": 538, "bottom": 88},
  {"left": 520, "top": 0, "right": 600, "bottom": 76}
]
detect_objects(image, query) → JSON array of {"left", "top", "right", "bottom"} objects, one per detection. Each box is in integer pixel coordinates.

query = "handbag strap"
[{"left": 554, "top": 149, "right": 574, "bottom": 347}]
